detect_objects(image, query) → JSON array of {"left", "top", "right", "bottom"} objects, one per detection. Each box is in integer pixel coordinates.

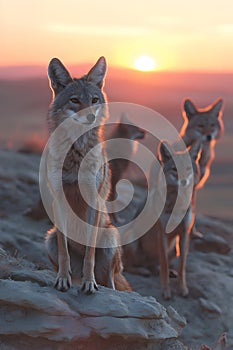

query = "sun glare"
[{"left": 134, "top": 55, "right": 157, "bottom": 72}]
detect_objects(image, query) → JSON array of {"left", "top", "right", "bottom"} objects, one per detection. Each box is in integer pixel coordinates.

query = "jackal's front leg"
[
  {"left": 159, "top": 231, "right": 171, "bottom": 300},
  {"left": 81, "top": 245, "right": 98, "bottom": 294},
  {"left": 179, "top": 231, "right": 190, "bottom": 297},
  {"left": 54, "top": 229, "right": 72, "bottom": 291},
  {"left": 81, "top": 205, "right": 99, "bottom": 294}
]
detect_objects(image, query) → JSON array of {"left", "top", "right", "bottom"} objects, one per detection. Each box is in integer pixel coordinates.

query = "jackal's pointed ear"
[
  {"left": 158, "top": 141, "right": 172, "bottom": 163},
  {"left": 189, "top": 140, "right": 201, "bottom": 161},
  {"left": 48, "top": 58, "right": 73, "bottom": 95},
  {"left": 183, "top": 99, "right": 198, "bottom": 119},
  {"left": 210, "top": 98, "right": 223, "bottom": 118},
  {"left": 87, "top": 56, "right": 107, "bottom": 88}
]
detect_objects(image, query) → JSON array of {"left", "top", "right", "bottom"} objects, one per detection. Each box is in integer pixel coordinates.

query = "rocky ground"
[{"left": 0, "top": 149, "right": 232, "bottom": 349}]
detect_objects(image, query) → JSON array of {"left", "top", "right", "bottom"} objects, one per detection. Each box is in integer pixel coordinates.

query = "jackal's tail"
[{"left": 114, "top": 273, "right": 132, "bottom": 292}]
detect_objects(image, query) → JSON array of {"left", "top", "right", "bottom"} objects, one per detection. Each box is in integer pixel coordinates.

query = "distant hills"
[{"left": 0, "top": 65, "right": 233, "bottom": 151}]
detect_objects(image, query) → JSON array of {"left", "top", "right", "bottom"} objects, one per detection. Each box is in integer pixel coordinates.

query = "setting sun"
[{"left": 134, "top": 55, "right": 157, "bottom": 72}]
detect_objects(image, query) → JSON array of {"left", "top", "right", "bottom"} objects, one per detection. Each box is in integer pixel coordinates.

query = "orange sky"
[{"left": 1, "top": 0, "right": 233, "bottom": 72}]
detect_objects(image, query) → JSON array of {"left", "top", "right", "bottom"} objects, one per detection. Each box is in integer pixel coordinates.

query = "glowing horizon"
[
  {"left": 134, "top": 55, "right": 158, "bottom": 72},
  {"left": 1, "top": 0, "right": 233, "bottom": 72}
]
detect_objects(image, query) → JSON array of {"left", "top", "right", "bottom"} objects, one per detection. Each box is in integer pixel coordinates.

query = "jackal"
[
  {"left": 138, "top": 140, "right": 201, "bottom": 299},
  {"left": 180, "top": 98, "right": 223, "bottom": 188},
  {"left": 45, "top": 56, "right": 131, "bottom": 293}
]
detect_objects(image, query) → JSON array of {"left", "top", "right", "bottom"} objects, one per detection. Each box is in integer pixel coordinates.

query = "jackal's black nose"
[
  {"left": 87, "top": 114, "right": 96, "bottom": 123},
  {"left": 207, "top": 134, "right": 212, "bottom": 141}
]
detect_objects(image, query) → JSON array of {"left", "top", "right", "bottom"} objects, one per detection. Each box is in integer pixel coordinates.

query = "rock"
[
  {"left": 166, "top": 306, "right": 186, "bottom": 334},
  {"left": 196, "top": 215, "right": 233, "bottom": 249},
  {"left": 0, "top": 151, "right": 41, "bottom": 223},
  {"left": 0, "top": 252, "right": 186, "bottom": 350},
  {"left": 199, "top": 298, "right": 222, "bottom": 315},
  {"left": 201, "top": 332, "right": 227, "bottom": 350},
  {"left": 192, "top": 231, "right": 231, "bottom": 255},
  {"left": 1, "top": 150, "right": 233, "bottom": 348},
  {"left": 196, "top": 216, "right": 232, "bottom": 235},
  {"left": 0, "top": 151, "right": 186, "bottom": 349}
]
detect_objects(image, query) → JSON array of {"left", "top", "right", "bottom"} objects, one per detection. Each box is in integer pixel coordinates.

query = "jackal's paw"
[
  {"left": 169, "top": 269, "right": 178, "bottom": 278},
  {"left": 54, "top": 272, "right": 72, "bottom": 292},
  {"left": 80, "top": 279, "right": 98, "bottom": 294},
  {"left": 180, "top": 285, "right": 189, "bottom": 298},
  {"left": 162, "top": 288, "right": 172, "bottom": 300}
]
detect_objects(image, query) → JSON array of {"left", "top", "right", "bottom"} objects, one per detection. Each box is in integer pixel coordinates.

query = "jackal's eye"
[
  {"left": 92, "top": 97, "right": 99, "bottom": 104},
  {"left": 70, "top": 97, "right": 80, "bottom": 104},
  {"left": 198, "top": 124, "right": 204, "bottom": 128}
]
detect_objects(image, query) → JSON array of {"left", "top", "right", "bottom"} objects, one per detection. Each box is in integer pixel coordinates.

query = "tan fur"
[
  {"left": 137, "top": 140, "right": 201, "bottom": 299},
  {"left": 179, "top": 98, "right": 224, "bottom": 238},
  {"left": 157, "top": 141, "right": 201, "bottom": 298},
  {"left": 25, "top": 115, "right": 145, "bottom": 224},
  {"left": 45, "top": 57, "right": 131, "bottom": 293}
]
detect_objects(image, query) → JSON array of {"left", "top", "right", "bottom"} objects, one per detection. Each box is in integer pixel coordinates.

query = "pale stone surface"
[
  {"left": 0, "top": 150, "right": 233, "bottom": 349},
  {"left": 0, "top": 150, "right": 186, "bottom": 350},
  {"left": 0, "top": 250, "right": 186, "bottom": 350}
]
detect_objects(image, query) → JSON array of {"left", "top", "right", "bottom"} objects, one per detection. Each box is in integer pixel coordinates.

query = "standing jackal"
[
  {"left": 138, "top": 140, "right": 201, "bottom": 299},
  {"left": 156, "top": 140, "right": 201, "bottom": 299},
  {"left": 45, "top": 57, "right": 131, "bottom": 293}
]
